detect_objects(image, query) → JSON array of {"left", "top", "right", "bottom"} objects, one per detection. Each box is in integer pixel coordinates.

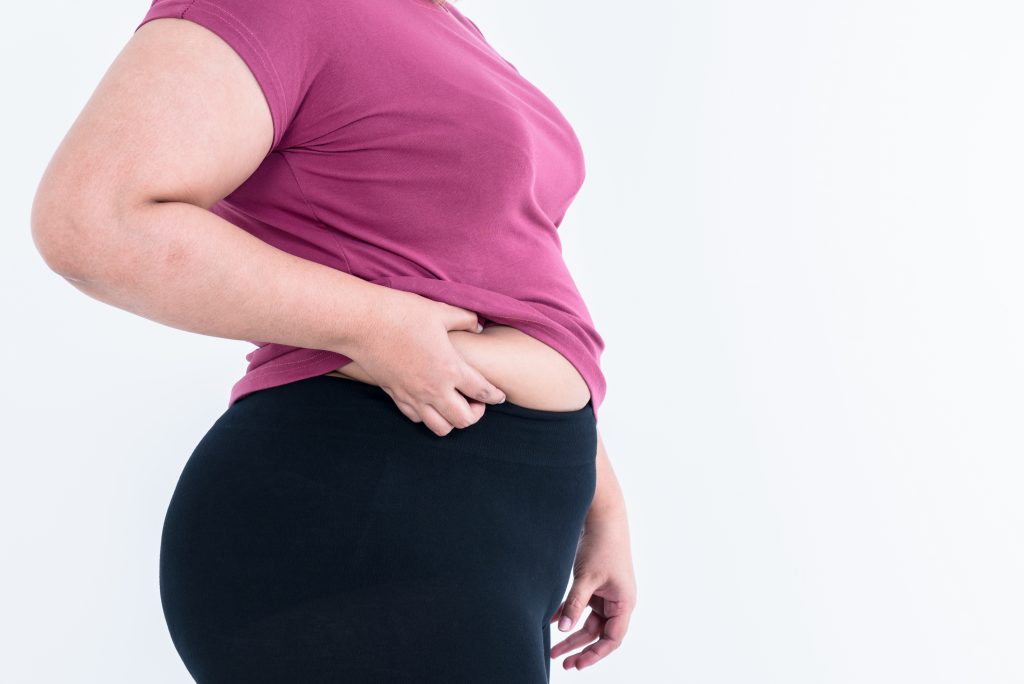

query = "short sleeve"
[{"left": 134, "top": 0, "right": 324, "bottom": 153}]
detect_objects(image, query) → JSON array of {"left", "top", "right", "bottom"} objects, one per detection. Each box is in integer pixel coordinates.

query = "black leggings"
[{"left": 160, "top": 374, "right": 597, "bottom": 683}]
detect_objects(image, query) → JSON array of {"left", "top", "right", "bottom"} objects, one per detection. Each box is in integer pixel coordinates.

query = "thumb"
[
  {"left": 443, "top": 305, "right": 483, "bottom": 333},
  {"left": 555, "top": 575, "right": 599, "bottom": 632}
]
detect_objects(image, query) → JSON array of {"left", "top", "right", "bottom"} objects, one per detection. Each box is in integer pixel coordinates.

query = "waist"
[
  {"left": 227, "top": 373, "right": 597, "bottom": 466},
  {"left": 323, "top": 324, "right": 592, "bottom": 412}
]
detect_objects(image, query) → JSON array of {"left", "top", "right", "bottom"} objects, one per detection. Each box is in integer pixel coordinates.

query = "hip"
[{"left": 160, "top": 375, "right": 598, "bottom": 680}]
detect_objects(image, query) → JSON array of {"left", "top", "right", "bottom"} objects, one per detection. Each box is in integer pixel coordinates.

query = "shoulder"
[{"left": 135, "top": 0, "right": 346, "bottom": 151}]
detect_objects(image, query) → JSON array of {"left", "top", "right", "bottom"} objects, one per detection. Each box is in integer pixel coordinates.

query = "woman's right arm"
[{"left": 30, "top": 17, "right": 506, "bottom": 436}]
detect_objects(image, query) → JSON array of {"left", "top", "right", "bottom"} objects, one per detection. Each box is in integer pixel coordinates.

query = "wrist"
[
  {"left": 585, "top": 492, "right": 627, "bottom": 525},
  {"left": 329, "top": 276, "right": 388, "bottom": 356}
]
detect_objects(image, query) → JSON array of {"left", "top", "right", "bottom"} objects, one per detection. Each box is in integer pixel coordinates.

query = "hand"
[
  {"left": 549, "top": 504, "right": 638, "bottom": 671},
  {"left": 343, "top": 286, "right": 507, "bottom": 436}
]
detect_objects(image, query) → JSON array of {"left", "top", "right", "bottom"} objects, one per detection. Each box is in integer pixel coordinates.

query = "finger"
[
  {"left": 393, "top": 400, "right": 422, "bottom": 424},
  {"left": 556, "top": 575, "right": 600, "bottom": 633},
  {"left": 563, "top": 610, "right": 630, "bottom": 670},
  {"left": 599, "top": 605, "right": 632, "bottom": 647},
  {"left": 549, "top": 600, "right": 570, "bottom": 624},
  {"left": 550, "top": 608, "right": 602, "bottom": 659},
  {"left": 380, "top": 388, "right": 422, "bottom": 423},
  {"left": 433, "top": 390, "right": 485, "bottom": 430},
  {"left": 461, "top": 397, "right": 487, "bottom": 422},
  {"left": 563, "top": 627, "right": 623, "bottom": 671},
  {"left": 442, "top": 305, "right": 482, "bottom": 334},
  {"left": 417, "top": 403, "right": 455, "bottom": 437},
  {"left": 549, "top": 590, "right": 602, "bottom": 628},
  {"left": 455, "top": 362, "right": 507, "bottom": 405},
  {"left": 563, "top": 599, "right": 633, "bottom": 670}
]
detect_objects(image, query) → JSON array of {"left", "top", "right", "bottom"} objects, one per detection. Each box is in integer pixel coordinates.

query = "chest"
[{"left": 280, "top": 0, "right": 586, "bottom": 223}]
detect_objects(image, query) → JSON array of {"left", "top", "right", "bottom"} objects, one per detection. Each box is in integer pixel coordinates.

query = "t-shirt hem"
[
  {"left": 228, "top": 329, "right": 605, "bottom": 424},
  {"left": 228, "top": 348, "right": 353, "bottom": 408}
]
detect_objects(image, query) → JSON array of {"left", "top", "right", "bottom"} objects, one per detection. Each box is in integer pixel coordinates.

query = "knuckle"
[
  {"left": 573, "top": 570, "right": 600, "bottom": 586},
  {"left": 566, "top": 595, "right": 586, "bottom": 610},
  {"left": 458, "top": 405, "right": 477, "bottom": 426},
  {"left": 444, "top": 405, "right": 472, "bottom": 429}
]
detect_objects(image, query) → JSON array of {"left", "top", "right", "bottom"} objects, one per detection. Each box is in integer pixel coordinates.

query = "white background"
[{"left": 3, "top": 0, "right": 1023, "bottom": 682}]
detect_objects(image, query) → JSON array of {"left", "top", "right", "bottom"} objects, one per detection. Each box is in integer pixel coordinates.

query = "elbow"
[
  {"left": 31, "top": 208, "right": 86, "bottom": 281},
  {"left": 31, "top": 185, "right": 124, "bottom": 283}
]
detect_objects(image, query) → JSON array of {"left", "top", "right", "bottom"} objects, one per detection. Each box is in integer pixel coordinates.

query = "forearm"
[
  {"left": 587, "top": 428, "right": 627, "bottom": 523},
  {"left": 42, "top": 200, "right": 384, "bottom": 355}
]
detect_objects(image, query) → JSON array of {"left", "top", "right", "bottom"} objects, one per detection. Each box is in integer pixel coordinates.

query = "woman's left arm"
[{"left": 549, "top": 428, "right": 638, "bottom": 670}]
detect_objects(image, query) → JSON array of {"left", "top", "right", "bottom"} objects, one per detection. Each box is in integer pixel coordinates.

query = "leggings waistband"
[{"left": 223, "top": 374, "right": 598, "bottom": 467}]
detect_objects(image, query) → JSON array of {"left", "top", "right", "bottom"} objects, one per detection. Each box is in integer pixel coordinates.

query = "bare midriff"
[{"left": 323, "top": 324, "right": 592, "bottom": 412}]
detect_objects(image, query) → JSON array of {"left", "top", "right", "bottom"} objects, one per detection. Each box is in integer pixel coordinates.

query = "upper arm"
[
  {"left": 35, "top": 17, "right": 271, "bottom": 230},
  {"left": 32, "top": 0, "right": 324, "bottom": 266}
]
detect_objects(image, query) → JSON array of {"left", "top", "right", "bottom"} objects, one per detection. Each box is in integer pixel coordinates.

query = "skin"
[
  {"left": 327, "top": 323, "right": 594, "bottom": 411},
  {"left": 30, "top": 16, "right": 635, "bottom": 670},
  {"left": 551, "top": 431, "right": 637, "bottom": 670}
]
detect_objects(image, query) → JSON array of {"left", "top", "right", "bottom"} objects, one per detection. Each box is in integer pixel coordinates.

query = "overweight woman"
[{"left": 31, "top": 0, "right": 636, "bottom": 681}]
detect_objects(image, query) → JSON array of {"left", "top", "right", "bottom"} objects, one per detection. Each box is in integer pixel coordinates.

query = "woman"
[{"left": 31, "top": 0, "right": 636, "bottom": 680}]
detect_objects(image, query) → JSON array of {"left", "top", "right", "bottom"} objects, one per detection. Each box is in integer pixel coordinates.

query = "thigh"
[{"left": 337, "top": 446, "right": 597, "bottom": 682}]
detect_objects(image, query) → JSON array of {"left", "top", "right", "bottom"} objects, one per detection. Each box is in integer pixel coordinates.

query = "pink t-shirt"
[{"left": 135, "top": 0, "right": 607, "bottom": 422}]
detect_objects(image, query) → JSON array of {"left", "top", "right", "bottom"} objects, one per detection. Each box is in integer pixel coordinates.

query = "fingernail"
[
  {"left": 559, "top": 616, "right": 572, "bottom": 631},
  {"left": 476, "top": 323, "right": 483, "bottom": 332}
]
